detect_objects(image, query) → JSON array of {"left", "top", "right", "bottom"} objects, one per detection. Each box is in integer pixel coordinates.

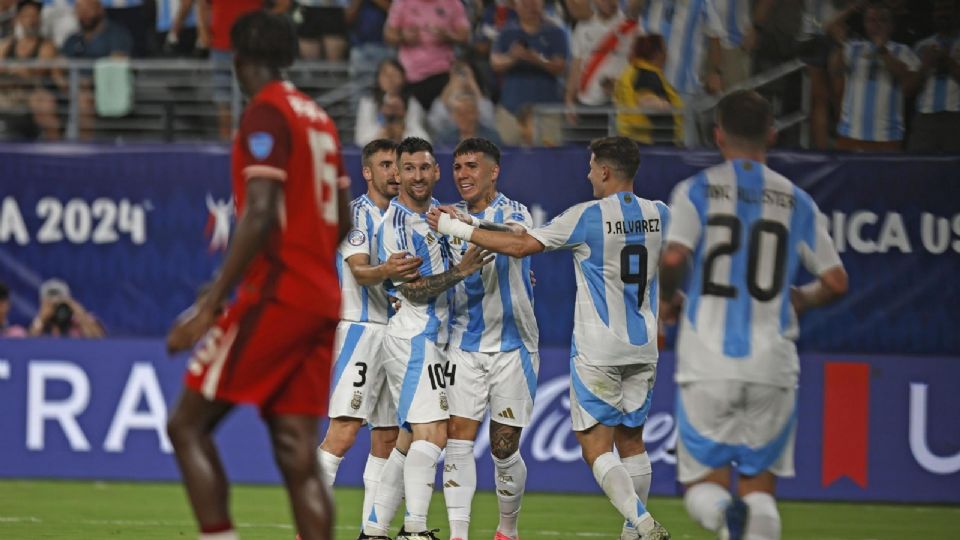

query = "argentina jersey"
[
  {"left": 667, "top": 160, "right": 842, "bottom": 387},
  {"left": 449, "top": 193, "right": 539, "bottom": 354},
  {"left": 838, "top": 40, "right": 921, "bottom": 141},
  {"left": 529, "top": 193, "right": 669, "bottom": 366},
  {"left": 377, "top": 198, "right": 453, "bottom": 343},
  {"left": 338, "top": 195, "right": 389, "bottom": 324},
  {"left": 638, "top": 0, "right": 711, "bottom": 95},
  {"left": 704, "top": 0, "right": 751, "bottom": 49},
  {"left": 915, "top": 36, "right": 960, "bottom": 113}
]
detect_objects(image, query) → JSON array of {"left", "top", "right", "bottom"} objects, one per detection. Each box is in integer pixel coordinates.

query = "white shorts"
[
  {"left": 676, "top": 380, "right": 797, "bottom": 483},
  {"left": 446, "top": 346, "right": 540, "bottom": 427},
  {"left": 381, "top": 333, "right": 451, "bottom": 428},
  {"left": 328, "top": 321, "right": 397, "bottom": 428},
  {"left": 569, "top": 357, "right": 657, "bottom": 432}
]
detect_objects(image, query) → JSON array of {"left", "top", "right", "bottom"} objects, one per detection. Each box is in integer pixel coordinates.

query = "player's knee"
[
  {"left": 489, "top": 423, "right": 521, "bottom": 460},
  {"left": 166, "top": 413, "right": 193, "bottom": 449},
  {"left": 743, "top": 491, "right": 780, "bottom": 540},
  {"left": 272, "top": 429, "right": 317, "bottom": 479}
]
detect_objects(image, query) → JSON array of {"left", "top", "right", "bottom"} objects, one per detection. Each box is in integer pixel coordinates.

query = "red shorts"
[{"left": 184, "top": 296, "right": 337, "bottom": 417}]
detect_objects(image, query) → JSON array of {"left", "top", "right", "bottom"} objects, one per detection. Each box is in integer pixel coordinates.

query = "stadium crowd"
[{"left": 0, "top": 0, "right": 955, "bottom": 151}]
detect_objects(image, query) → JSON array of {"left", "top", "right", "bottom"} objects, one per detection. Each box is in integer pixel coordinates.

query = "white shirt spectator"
[
  {"left": 571, "top": 11, "right": 629, "bottom": 106},
  {"left": 354, "top": 94, "right": 430, "bottom": 146}
]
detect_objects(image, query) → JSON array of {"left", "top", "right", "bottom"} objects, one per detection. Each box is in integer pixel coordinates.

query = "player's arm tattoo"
[
  {"left": 490, "top": 420, "right": 522, "bottom": 460},
  {"left": 397, "top": 267, "right": 465, "bottom": 303}
]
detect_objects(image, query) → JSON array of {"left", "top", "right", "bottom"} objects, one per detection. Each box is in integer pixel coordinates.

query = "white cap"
[{"left": 39, "top": 278, "right": 71, "bottom": 302}]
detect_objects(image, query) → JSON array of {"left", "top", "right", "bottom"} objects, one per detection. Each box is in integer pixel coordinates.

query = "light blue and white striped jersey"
[
  {"left": 529, "top": 192, "right": 669, "bottom": 367},
  {"left": 837, "top": 40, "right": 920, "bottom": 141},
  {"left": 637, "top": 0, "right": 711, "bottom": 95},
  {"left": 914, "top": 35, "right": 960, "bottom": 114},
  {"left": 100, "top": 0, "right": 144, "bottom": 7},
  {"left": 704, "top": 0, "right": 750, "bottom": 48},
  {"left": 449, "top": 193, "right": 539, "bottom": 354},
  {"left": 156, "top": 0, "right": 196, "bottom": 33},
  {"left": 799, "top": 0, "right": 839, "bottom": 40},
  {"left": 338, "top": 195, "right": 389, "bottom": 325},
  {"left": 377, "top": 197, "right": 453, "bottom": 344},
  {"left": 667, "top": 160, "right": 842, "bottom": 387}
]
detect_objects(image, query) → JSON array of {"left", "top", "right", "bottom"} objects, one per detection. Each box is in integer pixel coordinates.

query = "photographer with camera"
[{"left": 28, "top": 278, "right": 105, "bottom": 338}]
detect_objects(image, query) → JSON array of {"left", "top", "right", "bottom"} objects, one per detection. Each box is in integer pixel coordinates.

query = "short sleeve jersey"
[
  {"left": 667, "top": 159, "right": 843, "bottom": 387},
  {"left": 377, "top": 197, "right": 453, "bottom": 343},
  {"left": 231, "top": 80, "right": 347, "bottom": 320},
  {"left": 338, "top": 195, "right": 389, "bottom": 324},
  {"left": 448, "top": 193, "right": 539, "bottom": 354},
  {"left": 528, "top": 192, "right": 670, "bottom": 366}
]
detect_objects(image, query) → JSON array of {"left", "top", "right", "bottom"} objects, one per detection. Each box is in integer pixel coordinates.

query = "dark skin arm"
[{"left": 166, "top": 178, "right": 282, "bottom": 353}]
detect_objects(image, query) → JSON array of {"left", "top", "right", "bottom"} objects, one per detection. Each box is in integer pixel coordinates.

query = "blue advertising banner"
[
  {"left": 0, "top": 340, "right": 957, "bottom": 503},
  {"left": 1, "top": 144, "right": 958, "bottom": 354}
]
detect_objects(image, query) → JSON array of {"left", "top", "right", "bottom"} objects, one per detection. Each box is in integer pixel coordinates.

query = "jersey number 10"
[{"left": 702, "top": 215, "right": 788, "bottom": 302}]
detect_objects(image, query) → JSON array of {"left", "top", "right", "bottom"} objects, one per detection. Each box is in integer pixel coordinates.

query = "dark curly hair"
[
  {"left": 454, "top": 137, "right": 501, "bottom": 165},
  {"left": 396, "top": 137, "right": 435, "bottom": 163},
  {"left": 230, "top": 11, "right": 297, "bottom": 69},
  {"left": 589, "top": 137, "right": 640, "bottom": 180}
]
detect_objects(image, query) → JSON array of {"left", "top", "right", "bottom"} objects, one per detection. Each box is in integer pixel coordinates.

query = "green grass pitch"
[{"left": 0, "top": 480, "right": 956, "bottom": 539}]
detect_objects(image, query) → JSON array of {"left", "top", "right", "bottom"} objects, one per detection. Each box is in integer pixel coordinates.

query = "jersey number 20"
[{"left": 702, "top": 215, "right": 788, "bottom": 302}]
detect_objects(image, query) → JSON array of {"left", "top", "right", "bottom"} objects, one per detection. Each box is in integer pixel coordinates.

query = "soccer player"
[
  {"left": 165, "top": 12, "right": 348, "bottom": 540},
  {"left": 429, "top": 136, "right": 671, "bottom": 540},
  {"left": 439, "top": 138, "right": 539, "bottom": 540},
  {"left": 316, "top": 139, "right": 424, "bottom": 534},
  {"left": 363, "top": 137, "right": 493, "bottom": 540},
  {"left": 659, "top": 90, "right": 848, "bottom": 540}
]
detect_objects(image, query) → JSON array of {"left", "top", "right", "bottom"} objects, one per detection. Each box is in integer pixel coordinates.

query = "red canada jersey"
[{"left": 231, "top": 80, "right": 346, "bottom": 319}]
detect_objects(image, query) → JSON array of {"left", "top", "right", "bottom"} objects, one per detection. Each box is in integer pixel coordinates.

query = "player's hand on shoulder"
[
  {"left": 166, "top": 303, "right": 218, "bottom": 355},
  {"left": 384, "top": 252, "right": 422, "bottom": 281},
  {"left": 426, "top": 206, "right": 464, "bottom": 231},
  {"left": 456, "top": 244, "right": 495, "bottom": 275}
]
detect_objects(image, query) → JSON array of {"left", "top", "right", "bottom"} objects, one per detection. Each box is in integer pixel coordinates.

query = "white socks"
[
  {"left": 404, "top": 440, "right": 443, "bottom": 533},
  {"left": 621, "top": 452, "right": 653, "bottom": 505},
  {"left": 361, "top": 455, "right": 387, "bottom": 532},
  {"left": 494, "top": 451, "right": 527, "bottom": 538},
  {"left": 365, "top": 448, "right": 407, "bottom": 536},
  {"left": 683, "top": 482, "right": 731, "bottom": 532},
  {"left": 592, "top": 452, "right": 654, "bottom": 535},
  {"left": 743, "top": 491, "right": 780, "bottom": 540},
  {"left": 316, "top": 448, "right": 343, "bottom": 491},
  {"left": 443, "top": 439, "right": 476, "bottom": 540}
]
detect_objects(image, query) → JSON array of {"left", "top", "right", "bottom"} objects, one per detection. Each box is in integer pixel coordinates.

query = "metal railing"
[
  {"left": 0, "top": 58, "right": 356, "bottom": 143},
  {"left": 533, "top": 59, "right": 810, "bottom": 148}
]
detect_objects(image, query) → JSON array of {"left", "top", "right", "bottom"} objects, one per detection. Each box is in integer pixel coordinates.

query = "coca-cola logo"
[{"left": 471, "top": 375, "right": 677, "bottom": 465}]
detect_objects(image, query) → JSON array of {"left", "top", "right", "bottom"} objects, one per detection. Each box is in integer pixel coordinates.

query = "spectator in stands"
[
  {"left": 173, "top": 0, "right": 260, "bottom": 140},
  {"left": 830, "top": 0, "right": 920, "bottom": 151},
  {"left": 100, "top": 0, "right": 146, "bottom": 57},
  {"left": 564, "top": 0, "right": 631, "bottom": 123},
  {"left": 29, "top": 278, "right": 105, "bottom": 338},
  {"left": 345, "top": 0, "right": 393, "bottom": 79},
  {"left": 355, "top": 57, "right": 429, "bottom": 145},
  {"left": 1, "top": 0, "right": 16, "bottom": 39},
  {"left": 632, "top": 0, "right": 713, "bottom": 147},
  {"left": 434, "top": 92, "right": 502, "bottom": 145},
  {"left": 491, "top": 0, "right": 568, "bottom": 146},
  {"left": 0, "top": 282, "right": 27, "bottom": 338},
  {"left": 0, "top": 0, "right": 65, "bottom": 140},
  {"left": 426, "top": 59, "right": 496, "bottom": 136},
  {"left": 156, "top": 0, "right": 200, "bottom": 57},
  {"left": 383, "top": 0, "right": 470, "bottom": 110},
  {"left": 613, "top": 33, "right": 682, "bottom": 145},
  {"left": 704, "top": 0, "right": 776, "bottom": 91},
  {"left": 471, "top": 0, "right": 517, "bottom": 100},
  {"left": 798, "top": 0, "right": 858, "bottom": 149},
  {"left": 909, "top": 0, "right": 960, "bottom": 153},
  {"left": 296, "top": 0, "right": 348, "bottom": 61},
  {"left": 62, "top": 0, "right": 132, "bottom": 57},
  {"left": 41, "top": 0, "right": 77, "bottom": 48}
]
